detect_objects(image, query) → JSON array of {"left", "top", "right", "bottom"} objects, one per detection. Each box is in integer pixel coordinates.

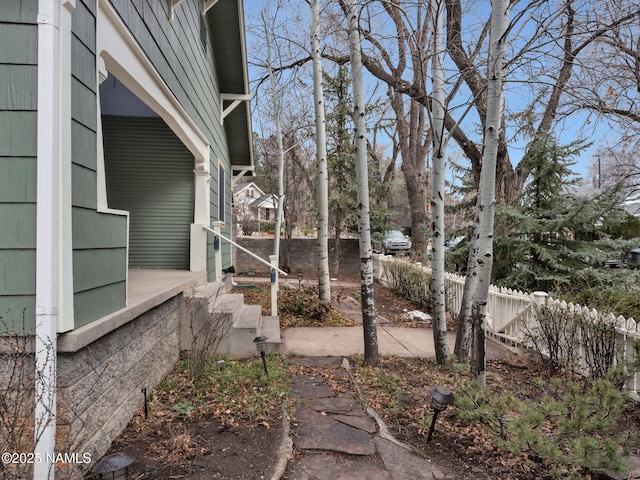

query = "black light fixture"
[
  {"left": 427, "top": 385, "right": 454, "bottom": 442},
  {"left": 92, "top": 452, "right": 135, "bottom": 480},
  {"left": 297, "top": 273, "right": 303, "bottom": 289},
  {"left": 253, "top": 335, "right": 269, "bottom": 376}
]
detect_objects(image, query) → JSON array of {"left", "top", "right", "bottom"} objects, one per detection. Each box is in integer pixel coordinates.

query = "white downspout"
[{"left": 35, "top": 0, "right": 61, "bottom": 477}]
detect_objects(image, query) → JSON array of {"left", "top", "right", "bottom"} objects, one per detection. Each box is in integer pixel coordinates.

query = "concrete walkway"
[{"left": 282, "top": 326, "right": 508, "bottom": 359}]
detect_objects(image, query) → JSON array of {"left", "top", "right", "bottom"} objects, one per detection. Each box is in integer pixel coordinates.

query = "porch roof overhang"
[{"left": 207, "top": 0, "right": 254, "bottom": 177}]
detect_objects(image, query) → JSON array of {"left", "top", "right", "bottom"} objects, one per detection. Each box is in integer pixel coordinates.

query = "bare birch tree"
[
  {"left": 346, "top": 0, "right": 379, "bottom": 366},
  {"left": 259, "top": 10, "right": 287, "bottom": 272},
  {"left": 311, "top": 0, "right": 332, "bottom": 302},
  {"left": 468, "top": 0, "right": 510, "bottom": 385},
  {"left": 430, "top": 0, "right": 451, "bottom": 364},
  {"left": 568, "top": 0, "right": 640, "bottom": 146}
]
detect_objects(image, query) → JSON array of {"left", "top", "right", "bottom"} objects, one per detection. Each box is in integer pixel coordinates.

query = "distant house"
[
  {"left": 233, "top": 182, "right": 278, "bottom": 234},
  {"left": 0, "top": 0, "right": 257, "bottom": 477}
]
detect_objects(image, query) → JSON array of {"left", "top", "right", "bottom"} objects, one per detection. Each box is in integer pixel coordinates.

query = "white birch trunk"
[
  {"left": 347, "top": 0, "right": 379, "bottom": 365},
  {"left": 470, "top": 0, "right": 510, "bottom": 386},
  {"left": 453, "top": 252, "right": 478, "bottom": 361},
  {"left": 264, "top": 20, "right": 286, "bottom": 271},
  {"left": 311, "top": 0, "right": 331, "bottom": 303},
  {"left": 430, "top": 0, "right": 450, "bottom": 365}
]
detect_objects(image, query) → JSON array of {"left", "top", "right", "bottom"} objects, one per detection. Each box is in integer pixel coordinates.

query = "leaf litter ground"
[{"left": 86, "top": 283, "right": 640, "bottom": 480}]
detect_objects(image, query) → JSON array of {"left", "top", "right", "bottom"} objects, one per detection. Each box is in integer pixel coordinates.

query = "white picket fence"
[{"left": 373, "top": 254, "right": 640, "bottom": 397}]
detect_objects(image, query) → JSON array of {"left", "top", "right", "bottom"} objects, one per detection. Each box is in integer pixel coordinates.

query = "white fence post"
[
  {"left": 533, "top": 291, "right": 548, "bottom": 304},
  {"left": 270, "top": 254, "right": 278, "bottom": 316}
]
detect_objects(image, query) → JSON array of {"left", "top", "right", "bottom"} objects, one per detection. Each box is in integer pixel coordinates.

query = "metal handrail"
[{"left": 203, "top": 225, "right": 288, "bottom": 276}]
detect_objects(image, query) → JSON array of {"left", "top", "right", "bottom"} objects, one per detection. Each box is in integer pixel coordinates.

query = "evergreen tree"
[
  {"left": 325, "top": 66, "right": 358, "bottom": 259},
  {"left": 324, "top": 66, "right": 389, "bottom": 251},
  {"left": 493, "top": 134, "right": 632, "bottom": 293}
]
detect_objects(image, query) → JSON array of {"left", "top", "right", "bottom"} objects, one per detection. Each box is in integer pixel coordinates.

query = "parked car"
[
  {"left": 604, "top": 258, "right": 625, "bottom": 268},
  {"left": 382, "top": 230, "right": 411, "bottom": 256},
  {"left": 444, "top": 236, "right": 465, "bottom": 252}
]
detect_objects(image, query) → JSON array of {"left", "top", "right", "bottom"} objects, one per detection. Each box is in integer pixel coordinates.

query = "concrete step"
[
  {"left": 204, "top": 293, "right": 282, "bottom": 359},
  {"left": 233, "top": 304, "right": 262, "bottom": 329},
  {"left": 211, "top": 293, "right": 245, "bottom": 316},
  {"left": 192, "top": 281, "right": 227, "bottom": 300},
  {"left": 259, "top": 315, "right": 282, "bottom": 354},
  {"left": 218, "top": 304, "right": 262, "bottom": 358}
]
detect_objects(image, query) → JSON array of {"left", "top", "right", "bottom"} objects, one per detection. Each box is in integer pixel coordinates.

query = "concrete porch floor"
[
  {"left": 127, "top": 269, "right": 207, "bottom": 306},
  {"left": 58, "top": 269, "right": 207, "bottom": 352}
]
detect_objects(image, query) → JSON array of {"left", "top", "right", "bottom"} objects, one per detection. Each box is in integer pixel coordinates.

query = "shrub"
[
  {"left": 279, "top": 287, "right": 331, "bottom": 322},
  {"left": 384, "top": 261, "right": 431, "bottom": 308},
  {"left": 383, "top": 260, "right": 457, "bottom": 313},
  {"left": 262, "top": 221, "right": 276, "bottom": 234},
  {"left": 572, "top": 287, "right": 640, "bottom": 321},
  {"left": 456, "top": 376, "right": 634, "bottom": 479},
  {"left": 524, "top": 301, "right": 639, "bottom": 383},
  {"left": 182, "top": 286, "right": 233, "bottom": 382}
]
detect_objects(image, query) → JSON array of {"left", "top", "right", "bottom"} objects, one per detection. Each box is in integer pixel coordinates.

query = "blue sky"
[{"left": 243, "top": 0, "right": 611, "bottom": 185}]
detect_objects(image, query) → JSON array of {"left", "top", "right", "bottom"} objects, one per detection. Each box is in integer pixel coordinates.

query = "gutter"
[{"left": 35, "top": 0, "right": 61, "bottom": 477}]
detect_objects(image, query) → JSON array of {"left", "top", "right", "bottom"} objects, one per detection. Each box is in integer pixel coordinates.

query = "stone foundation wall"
[
  {"left": 236, "top": 238, "right": 361, "bottom": 279},
  {"left": 0, "top": 296, "right": 182, "bottom": 479},
  {"left": 58, "top": 296, "right": 181, "bottom": 478}
]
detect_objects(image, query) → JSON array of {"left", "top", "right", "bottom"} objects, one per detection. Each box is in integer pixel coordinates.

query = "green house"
[
  {"left": 1, "top": 0, "right": 253, "bottom": 334},
  {"left": 0, "top": 0, "right": 257, "bottom": 477}
]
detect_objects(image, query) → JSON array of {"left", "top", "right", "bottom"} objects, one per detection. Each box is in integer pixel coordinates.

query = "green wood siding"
[
  {"left": 0, "top": 112, "right": 37, "bottom": 156},
  {"left": 73, "top": 281, "right": 127, "bottom": 328},
  {"left": 71, "top": 1, "right": 127, "bottom": 329},
  {"left": 0, "top": 250, "right": 36, "bottom": 331},
  {"left": 102, "top": 116, "right": 194, "bottom": 269},
  {"left": 0, "top": 157, "right": 36, "bottom": 202},
  {"left": 0, "top": 0, "right": 37, "bottom": 23},
  {"left": 0, "top": 250, "right": 36, "bottom": 294},
  {"left": 0, "top": 204, "right": 36, "bottom": 248},
  {"left": 72, "top": 121, "right": 97, "bottom": 170},
  {"left": 0, "top": 296, "right": 35, "bottom": 333},
  {"left": 0, "top": 24, "right": 37, "bottom": 64},
  {"left": 72, "top": 1, "right": 96, "bottom": 53},
  {"left": 72, "top": 163, "right": 98, "bottom": 210},
  {"left": 109, "top": 0, "right": 237, "bottom": 276},
  {"left": 73, "top": 249, "right": 127, "bottom": 292},
  {"left": 71, "top": 78, "right": 97, "bottom": 130},
  {"left": 71, "top": 209, "right": 128, "bottom": 327},
  {"left": 0, "top": 65, "right": 37, "bottom": 110},
  {"left": 72, "top": 208, "right": 128, "bottom": 250},
  {"left": 0, "top": 4, "right": 38, "bottom": 333}
]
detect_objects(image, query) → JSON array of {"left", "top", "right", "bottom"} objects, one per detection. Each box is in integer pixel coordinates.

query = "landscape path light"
[
  {"left": 253, "top": 335, "right": 269, "bottom": 376},
  {"left": 297, "top": 273, "right": 303, "bottom": 289},
  {"left": 427, "top": 385, "right": 454, "bottom": 442},
  {"left": 92, "top": 452, "right": 135, "bottom": 480}
]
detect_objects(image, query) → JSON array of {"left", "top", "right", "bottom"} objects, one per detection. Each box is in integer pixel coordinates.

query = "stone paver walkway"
[{"left": 284, "top": 356, "right": 449, "bottom": 480}]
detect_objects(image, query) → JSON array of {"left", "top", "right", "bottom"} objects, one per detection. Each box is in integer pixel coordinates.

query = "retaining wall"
[{"left": 235, "top": 238, "right": 361, "bottom": 279}]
